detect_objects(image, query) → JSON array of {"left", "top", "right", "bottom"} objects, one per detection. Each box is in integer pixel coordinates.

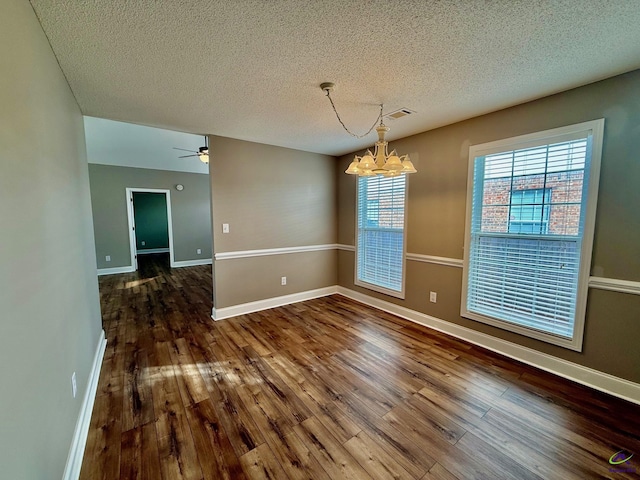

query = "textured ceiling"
[{"left": 29, "top": 0, "right": 640, "bottom": 156}]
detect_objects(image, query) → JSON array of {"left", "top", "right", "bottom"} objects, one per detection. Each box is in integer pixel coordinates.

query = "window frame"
[
  {"left": 461, "top": 119, "right": 604, "bottom": 351},
  {"left": 354, "top": 174, "right": 409, "bottom": 299}
]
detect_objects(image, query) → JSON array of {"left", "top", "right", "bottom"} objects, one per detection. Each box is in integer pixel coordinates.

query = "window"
[
  {"left": 462, "top": 119, "right": 604, "bottom": 350},
  {"left": 356, "top": 175, "right": 407, "bottom": 298}
]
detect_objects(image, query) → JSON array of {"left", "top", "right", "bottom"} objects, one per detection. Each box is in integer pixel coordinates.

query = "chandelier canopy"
[{"left": 320, "top": 82, "right": 417, "bottom": 177}]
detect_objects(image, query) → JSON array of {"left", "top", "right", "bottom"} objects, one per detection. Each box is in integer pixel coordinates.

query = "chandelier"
[{"left": 321, "top": 82, "right": 417, "bottom": 177}]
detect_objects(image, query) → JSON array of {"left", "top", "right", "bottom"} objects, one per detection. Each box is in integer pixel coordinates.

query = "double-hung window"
[
  {"left": 462, "top": 120, "right": 604, "bottom": 350},
  {"left": 356, "top": 175, "right": 407, "bottom": 298}
]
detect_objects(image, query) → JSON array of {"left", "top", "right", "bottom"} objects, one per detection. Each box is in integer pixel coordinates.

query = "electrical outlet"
[
  {"left": 430, "top": 291, "right": 437, "bottom": 303},
  {"left": 105, "top": 255, "right": 111, "bottom": 262},
  {"left": 222, "top": 223, "right": 230, "bottom": 234},
  {"left": 141, "top": 241, "right": 145, "bottom": 246},
  {"left": 71, "top": 372, "right": 77, "bottom": 398},
  {"left": 197, "top": 248, "right": 202, "bottom": 255},
  {"left": 281, "top": 276, "right": 287, "bottom": 286}
]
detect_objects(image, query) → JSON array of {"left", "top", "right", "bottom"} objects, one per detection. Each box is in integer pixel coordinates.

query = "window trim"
[
  {"left": 461, "top": 119, "right": 604, "bottom": 351},
  {"left": 354, "top": 175, "right": 409, "bottom": 299}
]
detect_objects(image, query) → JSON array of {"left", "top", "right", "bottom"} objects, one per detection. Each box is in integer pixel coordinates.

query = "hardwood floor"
[{"left": 81, "top": 259, "right": 640, "bottom": 479}]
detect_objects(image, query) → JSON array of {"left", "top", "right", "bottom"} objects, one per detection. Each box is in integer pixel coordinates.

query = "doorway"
[{"left": 125, "top": 188, "right": 175, "bottom": 270}]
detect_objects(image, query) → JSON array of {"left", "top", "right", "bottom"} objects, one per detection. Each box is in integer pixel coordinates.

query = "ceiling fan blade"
[
  {"left": 173, "top": 147, "right": 197, "bottom": 153},
  {"left": 178, "top": 154, "right": 198, "bottom": 158}
]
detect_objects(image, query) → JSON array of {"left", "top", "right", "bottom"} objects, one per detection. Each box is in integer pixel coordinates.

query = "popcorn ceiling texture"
[{"left": 29, "top": 0, "right": 640, "bottom": 156}]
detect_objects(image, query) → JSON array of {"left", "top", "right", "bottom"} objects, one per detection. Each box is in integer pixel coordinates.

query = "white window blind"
[
  {"left": 462, "top": 120, "right": 604, "bottom": 350},
  {"left": 356, "top": 175, "right": 406, "bottom": 297}
]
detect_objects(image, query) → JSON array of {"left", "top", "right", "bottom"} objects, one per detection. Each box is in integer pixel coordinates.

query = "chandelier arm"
[{"left": 325, "top": 91, "right": 383, "bottom": 139}]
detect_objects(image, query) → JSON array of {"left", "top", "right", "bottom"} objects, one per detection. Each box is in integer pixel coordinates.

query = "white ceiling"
[
  {"left": 84, "top": 116, "right": 209, "bottom": 174},
  {"left": 30, "top": 0, "right": 640, "bottom": 156}
]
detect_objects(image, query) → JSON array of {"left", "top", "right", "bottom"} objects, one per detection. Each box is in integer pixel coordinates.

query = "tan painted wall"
[
  {"left": 209, "top": 136, "right": 337, "bottom": 308},
  {"left": 337, "top": 70, "right": 640, "bottom": 383},
  {"left": 216, "top": 251, "right": 337, "bottom": 307},
  {"left": 0, "top": 1, "right": 103, "bottom": 477}
]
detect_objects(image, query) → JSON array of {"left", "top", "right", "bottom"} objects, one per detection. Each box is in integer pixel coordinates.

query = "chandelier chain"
[{"left": 324, "top": 90, "right": 383, "bottom": 139}]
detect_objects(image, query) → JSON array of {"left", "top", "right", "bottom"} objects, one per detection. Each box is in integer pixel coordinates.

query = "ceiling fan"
[{"left": 173, "top": 136, "right": 209, "bottom": 164}]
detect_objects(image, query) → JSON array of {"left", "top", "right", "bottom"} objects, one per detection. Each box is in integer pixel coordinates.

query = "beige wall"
[
  {"left": 0, "top": 1, "right": 103, "bottom": 478},
  {"left": 338, "top": 70, "right": 640, "bottom": 384},
  {"left": 88, "top": 164, "right": 212, "bottom": 268},
  {"left": 216, "top": 251, "right": 337, "bottom": 307},
  {"left": 210, "top": 136, "right": 337, "bottom": 308}
]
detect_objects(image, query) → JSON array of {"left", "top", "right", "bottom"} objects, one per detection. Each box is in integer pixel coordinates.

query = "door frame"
[{"left": 125, "top": 188, "right": 175, "bottom": 270}]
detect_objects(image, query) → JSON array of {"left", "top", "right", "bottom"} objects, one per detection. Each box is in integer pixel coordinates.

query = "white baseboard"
[
  {"left": 336, "top": 287, "right": 640, "bottom": 406},
  {"left": 62, "top": 330, "right": 107, "bottom": 480},
  {"left": 212, "top": 286, "right": 338, "bottom": 321},
  {"left": 97, "top": 265, "right": 135, "bottom": 276},
  {"left": 172, "top": 258, "right": 212, "bottom": 268}
]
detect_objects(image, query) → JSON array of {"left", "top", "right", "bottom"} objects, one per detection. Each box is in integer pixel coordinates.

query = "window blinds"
[
  {"left": 467, "top": 136, "right": 592, "bottom": 338},
  {"left": 356, "top": 175, "right": 406, "bottom": 293}
]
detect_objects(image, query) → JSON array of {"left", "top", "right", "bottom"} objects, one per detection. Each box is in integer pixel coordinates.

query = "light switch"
[{"left": 222, "top": 223, "right": 230, "bottom": 234}]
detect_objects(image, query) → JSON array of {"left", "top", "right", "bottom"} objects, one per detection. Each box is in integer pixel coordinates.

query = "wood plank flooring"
[{"left": 81, "top": 255, "right": 640, "bottom": 479}]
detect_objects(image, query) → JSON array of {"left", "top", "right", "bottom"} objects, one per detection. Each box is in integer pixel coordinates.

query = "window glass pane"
[
  {"left": 477, "top": 140, "right": 587, "bottom": 238},
  {"left": 508, "top": 188, "right": 550, "bottom": 234}
]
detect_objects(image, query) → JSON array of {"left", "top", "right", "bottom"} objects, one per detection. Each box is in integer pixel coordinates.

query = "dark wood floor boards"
[
  {"left": 120, "top": 422, "right": 162, "bottom": 480},
  {"left": 184, "top": 398, "right": 246, "bottom": 480},
  {"left": 80, "top": 254, "right": 640, "bottom": 479}
]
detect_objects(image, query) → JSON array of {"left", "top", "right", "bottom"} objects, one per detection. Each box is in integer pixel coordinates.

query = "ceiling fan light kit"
[
  {"left": 174, "top": 136, "right": 210, "bottom": 164},
  {"left": 321, "top": 82, "right": 417, "bottom": 177},
  {"left": 196, "top": 146, "right": 210, "bottom": 164}
]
